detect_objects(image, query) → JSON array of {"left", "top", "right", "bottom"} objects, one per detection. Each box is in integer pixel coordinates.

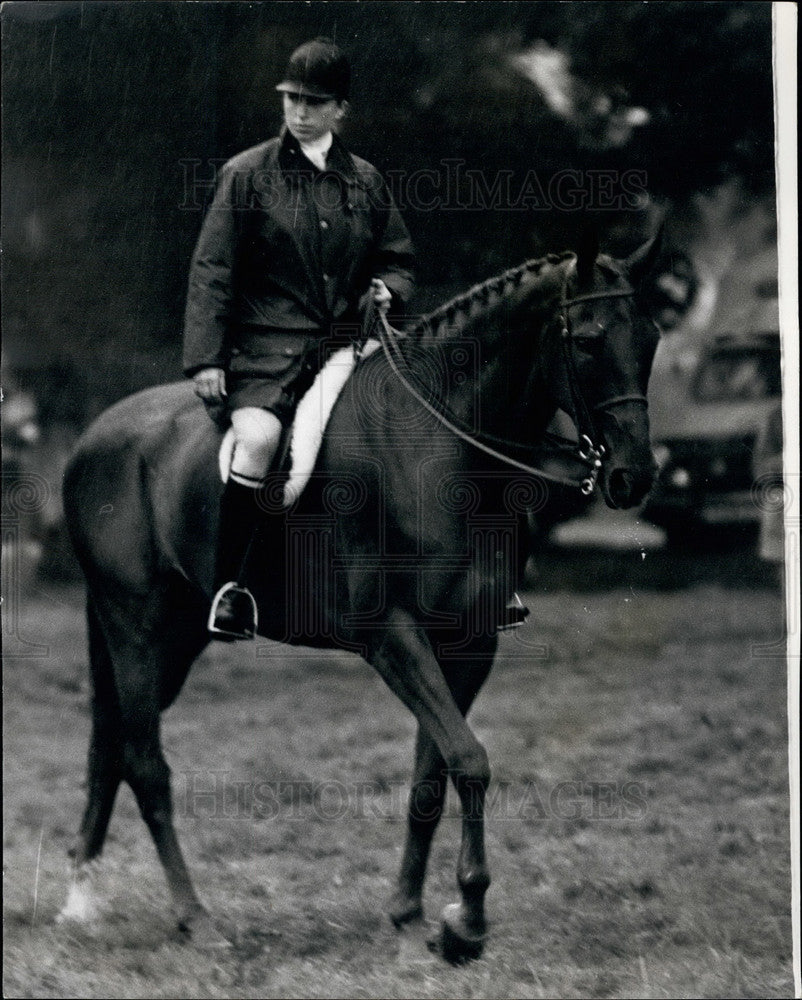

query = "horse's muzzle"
[{"left": 602, "top": 466, "right": 656, "bottom": 510}]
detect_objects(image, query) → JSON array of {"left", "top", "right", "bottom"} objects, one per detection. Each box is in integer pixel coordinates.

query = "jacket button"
[{"left": 320, "top": 219, "right": 329, "bottom": 230}]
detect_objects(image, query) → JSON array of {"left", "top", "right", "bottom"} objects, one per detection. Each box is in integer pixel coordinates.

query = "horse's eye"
[{"left": 573, "top": 328, "right": 605, "bottom": 352}]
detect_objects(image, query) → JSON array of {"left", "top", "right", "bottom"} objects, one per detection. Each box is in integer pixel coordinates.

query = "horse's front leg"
[
  {"left": 442, "top": 765, "right": 491, "bottom": 962},
  {"left": 369, "top": 611, "right": 493, "bottom": 961},
  {"left": 390, "top": 652, "right": 494, "bottom": 935},
  {"left": 389, "top": 727, "right": 446, "bottom": 928},
  {"left": 392, "top": 729, "right": 490, "bottom": 963}
]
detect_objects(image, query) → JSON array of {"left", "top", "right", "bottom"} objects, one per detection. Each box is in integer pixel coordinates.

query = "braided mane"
[{"left": 409, "top": 251, "right": 574, "bottom": 341}]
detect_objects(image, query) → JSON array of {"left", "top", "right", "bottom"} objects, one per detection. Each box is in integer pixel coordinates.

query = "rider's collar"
[{"left": 278, "top": 128, "right": 357, "bottom": 184}]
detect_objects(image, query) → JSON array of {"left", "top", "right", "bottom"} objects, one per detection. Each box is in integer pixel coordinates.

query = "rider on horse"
[{"left": 183, "top": 38, "right": 415, "bottom": 639}]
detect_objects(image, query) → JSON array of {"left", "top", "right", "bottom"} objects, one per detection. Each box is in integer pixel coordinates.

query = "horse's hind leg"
[
  {"left": 64, "top": 583, "right": 218, "bottom": 941},
  {"left": 389, "top": 654, "right": 494, "bottom": 931},
  {"left": 109, "top": 590, "right": 215, "bottom": 936}
]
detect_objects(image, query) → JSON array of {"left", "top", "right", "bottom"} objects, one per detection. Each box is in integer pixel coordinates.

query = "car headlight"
[{"left": 669, "top": 467, "right": 691, "bottom": 489}]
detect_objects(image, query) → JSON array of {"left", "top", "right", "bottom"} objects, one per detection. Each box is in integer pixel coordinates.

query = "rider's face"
[{"left": 282, "top": 92, "right": 344, "bottom": 144}]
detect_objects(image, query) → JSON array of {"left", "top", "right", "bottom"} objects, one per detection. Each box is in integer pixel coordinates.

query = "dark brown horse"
[{"left": 60, "top": 239, "right": 660, "bottom": 960}]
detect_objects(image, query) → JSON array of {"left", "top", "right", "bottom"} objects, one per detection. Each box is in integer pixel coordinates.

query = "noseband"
[{"left": 558, "top": 286, "right": 649, "bottom": 494}]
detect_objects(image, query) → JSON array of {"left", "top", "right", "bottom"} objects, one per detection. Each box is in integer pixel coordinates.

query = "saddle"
[{"left": 217, "top": 339, "right": 381, "bottom": 504}]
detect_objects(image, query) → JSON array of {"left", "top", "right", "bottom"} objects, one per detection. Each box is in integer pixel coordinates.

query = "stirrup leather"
[{"left": 208, "top": 582, "right": 258, "bottom": 640}]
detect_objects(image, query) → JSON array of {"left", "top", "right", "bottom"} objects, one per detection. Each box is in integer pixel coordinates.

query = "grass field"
[{"left": 2, "top": 543, "right": 795, "bottom": 998}]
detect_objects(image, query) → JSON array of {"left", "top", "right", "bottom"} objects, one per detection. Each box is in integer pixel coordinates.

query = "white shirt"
[{"left": 299, "top": 132, "right": 333, "bottom": 171}]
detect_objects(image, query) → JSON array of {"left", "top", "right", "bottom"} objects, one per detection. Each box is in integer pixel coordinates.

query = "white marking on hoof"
[{"left": 57, "top": 877, "right": 99, "bottom": 924}]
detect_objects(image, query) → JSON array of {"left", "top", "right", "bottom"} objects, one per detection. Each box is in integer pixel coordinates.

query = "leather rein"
[{"left": 369, "top": 284, "right": 648, "bottom": 496}]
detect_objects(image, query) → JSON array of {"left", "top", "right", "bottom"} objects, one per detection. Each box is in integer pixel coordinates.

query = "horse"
[{"left": 59, "top": 236, "right": 661, "bottom": 961}]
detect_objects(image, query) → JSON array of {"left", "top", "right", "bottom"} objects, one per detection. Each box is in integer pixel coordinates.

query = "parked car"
[{"left": 642, "top": 328, "right": 782, "bottom": 544}]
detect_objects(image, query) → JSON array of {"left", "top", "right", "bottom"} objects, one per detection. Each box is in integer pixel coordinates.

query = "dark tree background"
[{"left": 2, "top": 0, "right": 775, "bottom": 427}]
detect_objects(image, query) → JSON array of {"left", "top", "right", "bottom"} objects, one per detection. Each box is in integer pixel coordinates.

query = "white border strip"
[{"left": 773, "top": 4, "right": 800, "bottom": 997}]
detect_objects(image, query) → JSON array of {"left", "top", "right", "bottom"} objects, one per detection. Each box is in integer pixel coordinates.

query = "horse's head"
[
  {"left": 406, "top": 238, "right": 661, "bottom": 509},
  {"left": 544, "top": 232, "right": 662, "bottom": 509}
]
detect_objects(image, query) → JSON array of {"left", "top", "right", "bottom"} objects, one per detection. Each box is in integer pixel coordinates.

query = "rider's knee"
[{"left": 230, "top": 407, "right": 282, "bottom": 476}]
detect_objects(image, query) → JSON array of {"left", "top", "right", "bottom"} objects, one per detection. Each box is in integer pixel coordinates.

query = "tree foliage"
[{"left": 1, "top": 1, "right": 776, "bottom": 417}]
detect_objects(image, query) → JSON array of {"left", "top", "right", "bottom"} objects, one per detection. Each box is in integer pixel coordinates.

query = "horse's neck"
[
  {"left": 407, "top": 264, "right": 563, "bottom": 447},
  {"left": 470, "top": 326, "right": 557, "bottom": 448}
]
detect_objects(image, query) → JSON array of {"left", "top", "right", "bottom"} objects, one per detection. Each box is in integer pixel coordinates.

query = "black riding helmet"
[{"left": 275, "top": 37, "right": 350, "bottom": 102}]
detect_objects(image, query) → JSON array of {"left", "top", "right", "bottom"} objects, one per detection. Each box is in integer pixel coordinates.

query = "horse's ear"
[
  {"left": 576, "top": 227, "right": 599, "bottom": 286},
  {"left": 625, "top": 224, "right": 664, "bottom": 287}
]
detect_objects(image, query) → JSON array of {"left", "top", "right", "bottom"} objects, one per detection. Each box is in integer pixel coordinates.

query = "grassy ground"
[{"left": 2, "top": 545, "right": 794, "bottom": 998}]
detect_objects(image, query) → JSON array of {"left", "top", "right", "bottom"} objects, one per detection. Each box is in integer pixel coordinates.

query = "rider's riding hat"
[{"left": 275, "top": 38, "right": 350, "bottom": 102}]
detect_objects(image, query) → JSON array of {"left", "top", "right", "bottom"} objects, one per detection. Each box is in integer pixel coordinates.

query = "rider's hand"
[
  {"left": 371, "top": 278, "right": 393, "bottom": 314},
  {"left": 193, "top": 367, "right": 227, "bottom": 406}
]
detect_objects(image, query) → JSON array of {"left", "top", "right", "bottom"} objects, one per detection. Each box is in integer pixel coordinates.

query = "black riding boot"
[{"left": 208, "top": 479, "right": 262, "bottom": 640}]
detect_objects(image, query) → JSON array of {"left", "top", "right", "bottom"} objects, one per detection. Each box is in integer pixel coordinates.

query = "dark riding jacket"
[{"left": 183, "top": 130, "right": 415, "bottom": 378}]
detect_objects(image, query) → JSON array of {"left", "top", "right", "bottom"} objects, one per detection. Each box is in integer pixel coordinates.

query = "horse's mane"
[{"left": 408, "top": 251, "right": 576, "bottom": 341}]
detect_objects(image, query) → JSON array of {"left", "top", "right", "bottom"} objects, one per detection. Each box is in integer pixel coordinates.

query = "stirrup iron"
[
  {"left": 497, "top": 592, "right": 530, "bottom": 632},
  {"left": 208, "top": 581, "right": 258, "bottom": 640}
]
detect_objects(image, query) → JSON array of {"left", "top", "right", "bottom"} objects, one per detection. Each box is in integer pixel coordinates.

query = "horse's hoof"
[
  {"left": 178, "top": 911, "right": 232, "bottom": 949},
  {"left": 388, "top": 892, "right": 424, "bottom": 929},
  {"left": 437, "top": 902, "right": 486, "bottom": 964}
]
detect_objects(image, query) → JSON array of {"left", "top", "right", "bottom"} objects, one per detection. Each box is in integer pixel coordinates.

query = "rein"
[
  {"left": 367, "top": 279, "right": 647, "bottom": 496},
  {"left": 375, "top": 309, "right": 588, "bottom": 487}
]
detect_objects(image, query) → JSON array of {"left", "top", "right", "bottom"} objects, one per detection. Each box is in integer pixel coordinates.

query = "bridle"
[
  {"left": 368, "top": 280, "right": 648, "bottom": 496},
  {"left": 556, "top": 286, "right": 649, "bottom": 493}
]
